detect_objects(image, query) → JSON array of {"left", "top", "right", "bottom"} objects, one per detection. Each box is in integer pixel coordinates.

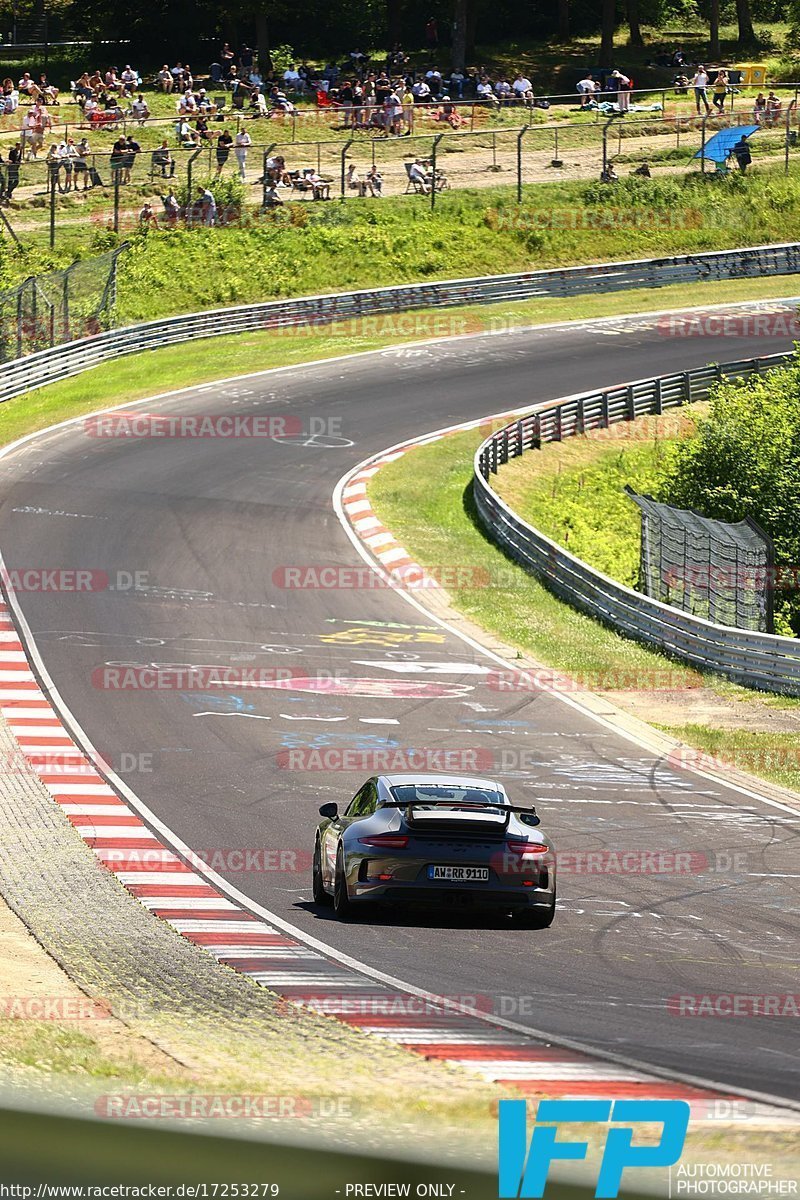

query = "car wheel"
[
  {"left": 312, "top": 837, "right": 331, "bottom": 906},
  {"left": 333, "top": 845, "right": 355, "bottom": 918},
  {"left": 511, "top": 892, "right": 556, "bottom": 929}
]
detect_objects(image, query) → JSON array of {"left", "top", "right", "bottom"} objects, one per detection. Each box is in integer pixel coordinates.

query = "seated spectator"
[
  {"left": 177, "top": 90, "right": 197, "bottom": 116},
  {"left": 766, "top": 90, "right": 782, "bottom": 124},
  {"left": 323, "top": 62, "right": 340, "bottom": 87},
  {"left": 38, "top": 74, "right": 59, "bottom": 104},
  {"left": 104, "top": 67, "right": 122, "bottom": 94},
  {"left": 476, "top": 77, "right": 498, "bottom": 107},
  {"left": 83, "top": 95, "right": 100, "bottom": 120},
  {"left": 197, "top": 88, "right": 217, "bottom": 114},
  {"left": 408, "top": 158, "right": 431, "bottom": 193},
  {"left": 512, "top": 72, "right": 533, "bottom": 102},
  {"left": 283, "top": 63, "right": 302, "bottom": 91},
  {"left": 346, "top": 163, "right": 366, "bottom": 195},
  {"left": 263, "top": 182, "right": 283, "bottom": 208},
  {"left": 495, "top": 77, "right": 512, "bottom": 103},
  {"left": 366, "top": 164, "right": 383, "bottom": 196},
  {"left": 196, "top": 184, "right": 216, "bottom": 225},
  {"left": 2, "top": 81, "right": 19, "bottom": 114},
  {"left": 576, "top": 71, "right": 597, "bottom": 107},
  {"left": 448, "top": 69, "right": 465, "bottom": 98},
  {"left": 129, "top": 93, "right": 150, "bottom": 124},
  {"left": 158, "top": 64, "right": 173, "bottom": 93},
  {"left": 753, "top": 91, "right": 767, "bottom": 123},
  {"left": 120, "top": 65, "right": 139, "bottom": 95},
  {"left": 18, "top": 72, "right": 40, "bottom": 100},
  {"left": 139, "top": 201, "right": 159, "bottom": 229},
  {"left": 425, "top": 67, "right": 442, "bottom": 97},
  {"left": 250, "top": 88, "right": 268, "bottom": 116},
  {"left": 88, "top": 70, "right": 104, "bottom": 92},
  {"left": 269, "top": 86, "right": 294, "bottom": 112},
  {"left": 411, "top": 78, "right": 431, "bottom": 102},
  {"left": 152, "top": 139, "right": 175, "bottom": 177},
  {"left": 74, "top": 72, "right": 93, "bottom": 104},
  {"left": 171, "top": 62, "right": 187, "bottom": 90}
]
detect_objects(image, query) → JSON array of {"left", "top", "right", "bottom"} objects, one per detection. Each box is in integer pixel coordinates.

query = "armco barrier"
[
  {"left": 473, "top": 351, "right": 800, "bottom": 695},
  {"left": 3, "top": 240, "right": 800, "bottom": 406}
]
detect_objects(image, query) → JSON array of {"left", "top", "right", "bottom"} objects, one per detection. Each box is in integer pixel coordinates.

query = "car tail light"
[
  {"left": 506, "top": 840, "right": 548, "bottom": 856},
  {"left": 358, "top": 835, "right": 409, "bottom": 849}
]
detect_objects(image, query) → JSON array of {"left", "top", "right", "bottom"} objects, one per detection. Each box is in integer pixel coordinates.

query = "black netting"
[{"left": 626, "top": 487, "right": 773, "bottom": 633}]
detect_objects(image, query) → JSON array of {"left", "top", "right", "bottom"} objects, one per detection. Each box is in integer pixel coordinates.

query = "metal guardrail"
[
  {"left": 4, "top": 240, "right": 800, "bottom": 406},
  {"left": 473, "top": 351, "right": 800, "bottom": 696}
]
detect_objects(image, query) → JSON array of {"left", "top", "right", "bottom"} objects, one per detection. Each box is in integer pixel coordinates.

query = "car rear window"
[{"left": 388, "top": 785, "right": 506, "bottom": 807}]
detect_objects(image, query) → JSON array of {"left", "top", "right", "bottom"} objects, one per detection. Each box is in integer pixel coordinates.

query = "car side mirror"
[{"left": 319, "top": 802, "right": 338, "bottom": 820}]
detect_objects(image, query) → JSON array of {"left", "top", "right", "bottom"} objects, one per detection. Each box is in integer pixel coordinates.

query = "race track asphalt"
[{"left": 0, "top": 309, "right": 798, "bottom": 1102}]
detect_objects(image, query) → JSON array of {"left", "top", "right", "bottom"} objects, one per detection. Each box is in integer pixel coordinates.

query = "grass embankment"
[
  {"left": 367, "top": 419, "right": 800, "bottom": 793},
  {"left": 5, "top": 168, "right": 798, "bottom": 320}
]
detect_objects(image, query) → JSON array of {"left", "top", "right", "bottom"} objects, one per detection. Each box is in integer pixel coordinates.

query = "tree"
[
  {"left": 452, "top": 0, "right": 468, "bottom": 70},
  {"left": 735, "top": 0, "right": 756, "bottom": 47},
  {"left": 600, "top": 0, "right": 616, "bottom": 65},
  {"left": 709, "top": 0, "right": 720, "bottom": 61},
  {"left": 627, "top": 0, "right": 643, "bottom": 47},
  {"left": 557, "top": 0, "right": 570, "bottom": 41}
]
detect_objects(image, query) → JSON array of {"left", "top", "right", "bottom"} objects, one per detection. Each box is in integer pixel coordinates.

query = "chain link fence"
[{"left": 0, "top": 244, "right": 128, "bottom": 362}]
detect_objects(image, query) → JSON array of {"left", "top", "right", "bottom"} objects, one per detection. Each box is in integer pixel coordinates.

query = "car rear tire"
[
  {"left": 333, "top": 845, "right": 355, "bottom": 918},
  {"left": 511, "top": 892, "right": 556, "bottom": 929},
  {"left": 312, "top": 837, "right": 331, "bottom": 906}
]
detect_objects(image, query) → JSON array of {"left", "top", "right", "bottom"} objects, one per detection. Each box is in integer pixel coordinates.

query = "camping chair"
[{"left": 403, "top": 161, "right": 427, "bottom": 193}]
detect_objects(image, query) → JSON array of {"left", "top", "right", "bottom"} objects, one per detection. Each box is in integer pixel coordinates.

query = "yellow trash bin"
[{"left": 734, "top": 62, "right": 768, "bottom": 87}]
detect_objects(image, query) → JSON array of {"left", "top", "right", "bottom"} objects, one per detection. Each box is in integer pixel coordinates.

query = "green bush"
[{"left": 658, "top": 356, "right": 800, "bottom": 635}]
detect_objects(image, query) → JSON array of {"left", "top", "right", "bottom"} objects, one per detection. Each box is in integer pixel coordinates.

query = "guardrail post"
[
  {"left": 627, "top": 384, "right": 635, "bottom": 421},
  {"left": 554, "top": 406, "right": 562, "bottom": 442},
  {"left": 654, "top": 378, "right": 663, "bottom": 414},
  {"left": 601, "top": 392, "right": 610, "bottom": 428},
  {"left": 683, "top": 371, "right": 691, "bottom": 402},
  {"left": 577, "top": 396, "right": 585, "bottom": 433},
  {"left": 516, "top": 124, "right": 529, "bottom": 203}
]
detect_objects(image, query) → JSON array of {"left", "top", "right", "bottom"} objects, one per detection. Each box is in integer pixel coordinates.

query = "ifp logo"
[{"left": 498, "top": 1099, "right": 690, "bottom": 1198}]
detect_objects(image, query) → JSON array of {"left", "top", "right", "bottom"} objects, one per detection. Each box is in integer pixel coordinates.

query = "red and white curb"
[{"left": 0, "top": 594, "right": 754, "bottom": 1115}]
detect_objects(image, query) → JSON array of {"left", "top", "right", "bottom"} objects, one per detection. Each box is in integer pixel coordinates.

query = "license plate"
[{"left": 428, "top": 865, "right": 489, "bottom": 882}]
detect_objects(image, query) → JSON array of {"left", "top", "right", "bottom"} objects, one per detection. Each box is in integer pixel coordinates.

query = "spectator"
[
  {"left": 753, "top": 91, "right": 767, "bottom": 123},
  {"left": 476, "top": 77, "right": 498, "bottom": 108},
  {"left": 139, "top": 201, "right": 159, "bottom": 229},
  {"left": 38, "top": 74, "right": 59, "bottom": 104},
  {"left": 4, "top": 141, "right": 21, "bottom": 201},
  {"left": 2, "top": 83, "right": 19, "bottom": 114},
  {"left": 61, "top": 137, "right": 79, "bottom": 189},
  {"left": 234, "top": 128, "right": 251, "bottom": 179},
  {"left": 495, "top": 77, "right": 512, "bottom": 104},
  {"left": 366, "top": 164, "right": 383, "bottom": 196},
  {"left": 425, "top": 66, "right": 442, "bottom": 97},
  {"left": 408, "top": 158, "right": 431, "bottom": 193},
  {"left": 766, "top": 90, "right": 782, "bottom": 125},
  {"left": 220, "top": 43, "right": 236, "bottom": 77},
  {"left": 692, "top": 66, "right": 710, "bottom": 115},
  {"left": 239, "top": 44, "right": 254, "bottom": 75},
  {"left": 74, "top": 72, "right": 93, "bottom": 104},
  {"left": 263, "top": 182, "right": 283, "bottom": 208},
  {"left": 171, "top": 62, "right": 187, "bottom": 90},
  {"left": 576, "top": 71, "right": 597, "bottom": 107},
  {"left": 425, "top": 16, "right": 438, "bottom": 52},
  {"left": 161, "top": 189, "right": 180, "bottom": 225},
  {"left": 711, "top": 69, "right": 728, "bottom": 113},
  {"left": 73, "top": 137, "right": 90, "bottom": 190},
  {"left": 110, "top": 134, "right": 128, "bottom": 177},
  {"left": 215, "top": 128, "right": 233, "bottom": 177},
  {"left": 732, "top": 132, "right": 752, "bottom": 173},
  {"left": 611, "top": 69, "right": 631, "bottom": 113},
  {"left": 197, "top": 185, "right": 217, "bottom": 225},
  {"left": 22, "top": 104, "right": 44, "bottom": 159},
  {"left": 411, "top": 78, "right": 431, "bottom": 103},
  {"left": 152, "top": 139, "right": 175, "bottom": 177},
  {"left": 346, "top": 163, "right": 366, "bottom": 195},
  {"left": 512, "top": 73, "right": 533, "bottom": 103},
  {"left": 120, "top": 65, "right": 139, "bottom": 95},
  {"left": 129, "top": 93, "right": 150, "bottom": 124},
  {"left": 448, "top": 68, "right": 465, "bottom": 99},
  {"left": 123, "top": 133, "right": 141, "bottom": 183},
  {"left": 158, "top": 64, "right": 173, "bottom": 93},
  {"left": 402, "top": 83, "right": 414, "bottom": 132},
  {"left": 283, "top": 63, "right": 301, "bottom": 92}
]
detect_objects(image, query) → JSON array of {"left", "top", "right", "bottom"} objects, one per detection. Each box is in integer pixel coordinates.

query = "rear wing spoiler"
[{"left": 380, "top": 800, "right": 539, "bottom": 826}]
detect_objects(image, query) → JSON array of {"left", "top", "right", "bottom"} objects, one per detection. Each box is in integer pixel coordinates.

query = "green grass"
[
  {"left": 655, "top": 724, "right": 800, "bottom": 791},
  {"left": 367, "top": 419, "right": 800, "bottom": 795},
  {"left": 492, "top": 408, "right": 701, "bottom": 587}
]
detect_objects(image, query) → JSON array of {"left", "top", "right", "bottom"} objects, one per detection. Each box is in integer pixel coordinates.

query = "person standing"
[
  {"left": 5, "top": 141, "right": 21, "bottom": 200},
  {"left": 215, "top": 128, "right": 233, "bottom": 177},
  {"left": 712, "top": 69, "right": 728, "bottom": 113},
  {"left": 732, "top": 133, "right": 752, "bottom": 173},
  {"left": 692, "top": 66, "right": 710, "bottom": 114},
  {"left": 234, "top": 128, "right": 251, "bottom": 180},
  {"left": 612, "top": 69, "right": 631, "bottom": 113}
]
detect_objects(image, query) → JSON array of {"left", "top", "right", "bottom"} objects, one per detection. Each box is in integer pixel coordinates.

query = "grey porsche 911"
[{"left": 312, "top": 773, "right": 556, "bottom": 927}]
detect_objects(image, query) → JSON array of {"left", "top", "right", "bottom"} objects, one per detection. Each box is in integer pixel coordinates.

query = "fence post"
[
  {"left": 186, "top": 145, "right": 203, "bottom": 207},
  {"left": 785, "top": 99, "right": 796, "bottom": 175},
  {"left": 516, "top": 124, "right": 529, "bottom": 203},
  {"left": 700, "top": 115, "right": 707, "bottom": 173},
  {"left": 430, "top": 132, "right": 445, "bottom": 211},
  {"left": 113, "top": 166, "right": 120, "bottom": 233},
  {"left": 49, "top": 163, "right": 57, "bottom": 249},
  {"left": 261, "top": 143, "right": 277, "bottom": 208},
  {"left": 340, "top": 138, "right": 354, "bottom": 199}
]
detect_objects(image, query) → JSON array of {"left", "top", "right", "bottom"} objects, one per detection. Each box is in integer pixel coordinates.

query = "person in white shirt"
[
  {"left": 408, "top": 159, "right": 430, "bottom": 193},
  {"left": 411, "top": 79, "right": 430, "bottom": 102},
  {"left": 611, "top": 69, "right": 631, "bottom": 112},
  {"left": 494, "top": 78, "right": 512, "bottom": 103},
  {"left": 129, "top": 94, "right": 150, "bottom": 124},
  {"left": 512, "top": 74, "right": 533, "bottom": 101},
  {"left": 476, "top": 79, "right": 498, "bottom": 108},
  {"left": 234, "top": 128, "right": 251, "bottom": 179},
  {"left": 158, "top": 65, "right": 173, "bottom": 93},
  {"left": 283, "top": 65, "right": 301, "bottom": 91},
  {"left": 3, "top": 88, "right": 19, "bottom": 114},
  {"left": 120, "top": 66, "right": 138, "bottom": 95},
  {"left": 576, "top": 72, "right": 596, "bottom": 107},
  {"left": 692, "top": 66, "right": 710, "bottom": 114}
]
